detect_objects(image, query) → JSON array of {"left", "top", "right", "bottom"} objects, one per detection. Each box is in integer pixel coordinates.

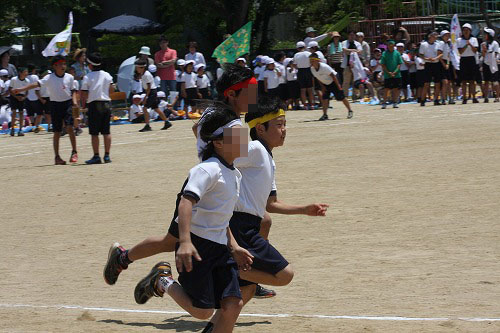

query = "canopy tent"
[
  {"left": 89, "top": 14, "right": 164, "bottom": 37},
  {"left": 0, "top": 46, "right": 12, "bottom": 56}
]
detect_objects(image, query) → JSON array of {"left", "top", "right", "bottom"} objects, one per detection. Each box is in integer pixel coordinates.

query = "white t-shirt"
[
  {"left": 81, "top": 70, "right": 113, "bottom": 103},
  {"left": 196, "top": 74, "right": 210, "bottom": 89},
  {"left": 400, "top": 53, "right": 410, "bottom": 71},
  {"left": 419, "top": 41, "right": 442, "bottom": 63},
  {"left": 26, "top": 74, "right": 40, "bottom": 101},
  {"left": 3, "top": 80, "right": 10, "bottom": 97},
  {"left": 154, "top": 75, "right": 161, "bottom": 88},
  {"left": 286, "top": 67, "right": 298, "bottom": 81},
  {"left": 216, "top": 67, "right": 224, "bottom": 80},
  {"left": 176, "top": 70, "right": 183, "bottom": 83},
  {"left": 275, "top": 62, "right": 286, "bottom": 84},
  {"left": 129, "top": 103, "right": 142, "bottom": 121},
  {"left": 185, "top": 52, "right": 206, "bottom": 66},
  {"left": 416, "top": 57, "right": 426, "bottom": 70},
  {"left": 304, "top": 33, "right": 328, "bottom": 48},
  {"left": 263, "top": 69, "right": 280, "bottom": 89},
  {"left": 141, "top": 70, "right": 157, "bottom": 90},
  {"left": 254, "top": 66, "right": 265, "bottom": 81},
  {"left": 370, "top": 58, "right": 382, "bottom": 72},
  {"left": 176, "top": 156, "right": 242, "bottom": 245},
  {"left": 39, "top": 73, "right": 75, "bottom": 102},
  {"left": 341, "top": 40, "right": 362, "bottom": 68},
  {"left": 483, "top": 41, "right": 499, "bottom": 72},
  {"left": 310, "top": 62, "right": 337, "bottom": 85},
  {"left": 10, "top": 76, "right": 30, "bottom": 96},
  {"left": 457, "top": 37, "right": 479, "bottom": 57},
  {"left": 234, "top": 140, "right": 277, "bottom": 218},
  {"left": 293, "top": 51, "right": 312, "bottom": 68},
  {"left": 440, "top": 41, "right": 452, "bottom": 61},
  {"left": 182, "top": 72, "right": 197, "bottom": 89}
]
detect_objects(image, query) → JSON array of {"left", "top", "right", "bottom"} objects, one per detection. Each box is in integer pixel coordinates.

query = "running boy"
[{"left": 13, "top": 56, "right": 79, "bottom": 164}]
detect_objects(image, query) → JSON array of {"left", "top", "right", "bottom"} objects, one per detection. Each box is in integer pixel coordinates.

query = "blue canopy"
[{"left": 89, "top": 14, "right": 164, "bottom": 37}]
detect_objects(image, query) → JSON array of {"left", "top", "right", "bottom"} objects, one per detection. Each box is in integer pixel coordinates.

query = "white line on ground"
[{"left": 0, "top": 303, "right": 499, "bottom": 322}]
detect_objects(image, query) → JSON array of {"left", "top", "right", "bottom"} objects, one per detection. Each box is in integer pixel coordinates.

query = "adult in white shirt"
[
  {"left": 419, "top": 32, "right": 443, "bottom": 105},
  {"left": 457, "top": 23, "right": 480, "bottom": 103},
  {"left": 80, "top": 52, "right": 115, "bottom": 164},
  {"left": 304, "top": 27, "right": 332, "bottom": 48},
  {"left": 310, "top": 53, "right": 353, "bottom": 120},
  {"left": 184, "top": 41, "right": 206, "bottom": 66},
  {"left": 481, "top": 28, "right": 499, "bottom": 103},
  {"left": 293, "top": 41, "right": 314, "bottom": 108},
  {"left": 341, "top": 31, "right": 363, "bottom": 98}
]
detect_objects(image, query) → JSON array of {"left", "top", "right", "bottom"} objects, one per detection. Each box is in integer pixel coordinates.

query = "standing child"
[
  {"left": 419, "top": 31, "right": 443, "bottom": 106},
  {"left": 253, "top": 57, "right": 266, "bottom": 96},
  {"left": 181, "top": 60, "right": 199, "bottom": 114},
  {"left": 26, "top": 64, "right": 44, "bottom": 133},
  {"left": 13, "top": 56, "right": 79, "bottom": 164},
  {"left": 480, "top": 28, "right": 499, "bottom": 103},
  {"left": 458, "top": 23, "right": 480, "bottom": 104},
  {"left": 173, "top": 59, "right": 185, "bottom": 110},
  {"left": 397, "top": 43, "right": 411, "bottom": 102},
  {"left": 8, "top": 67, "right": 29, "bottom": 136},
  {"left": 415, "top": 52, "right": 426, "bottom": 103},
  {"left": 380, "top": 40, "right": 403, "bottom": 109},
  {"left": 195, "top": 63, "right": 211, "bottom": 99},
  {"left": 274, "top": 52, "right": 288, "bottom": 102},
  {"left": 293, "top": 42, "right": 314, "bottom": 109},
  {"left": 149, "top": 65, "right": 162, "bottom": 89},
  {"left": 263, "top": 59, "right": 281, "bottom": 97},
  {"left": 408, "top": 46, "right": 418, "bottom": 101},
  {"left": 67, "top": 67, "right": 82, "bottom": 135},
  {"left": 80, "top": 52, "right": 115, "bottom": 164},
  {"left": 285, "top": 58, "right": 300, "bottom": 109}
]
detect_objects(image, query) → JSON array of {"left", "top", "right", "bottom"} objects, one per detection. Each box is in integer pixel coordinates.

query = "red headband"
[
  {"left": 53, "top": 59, "right": 66, "bottom": 66},
  {"left": 223, "top": 77, "right": 257, "bottom": 97}
]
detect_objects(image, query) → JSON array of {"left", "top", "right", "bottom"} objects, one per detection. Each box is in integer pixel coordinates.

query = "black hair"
[
  {"left": 159, "top": 35, "right": 169, "bottom": 42},
  {"left": 274, "top": 52, "right": 285, "bottom": 62},
  {"left": 199, "top": 106, "right": 238, "bottom": 161},
  {"left": 27, "top": 63, "right": 36, "bottom": 72},
  {"left": 87, "top": 52, "right": 103, "bottom": 71},
  {"left": 309, "top": 52, "right": 319, "bottom": 58},
  {"left": 245, "top": 95, "right": 285, "bottom": 140},
  {"left": 216, "top": 63, "right": 253, "bottom": 101},
  {"left": 134, "top": 58, "right": 147, "bottom": 66},
  {"left": 188, "top": 41, "right": 198, "bottom": 49},
  {"left": 51, "top": 55, "right": 66, "bottom": 65}
]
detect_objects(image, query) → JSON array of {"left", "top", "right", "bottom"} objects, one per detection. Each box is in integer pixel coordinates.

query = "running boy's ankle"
[
  {"left": 156, "top": 275, "right": 176, "bottom": 294},
  {"left": 118, "top": 249, "right": 133, "bottom": 268}
]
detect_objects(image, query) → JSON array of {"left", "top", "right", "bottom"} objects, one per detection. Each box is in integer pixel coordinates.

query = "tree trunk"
[{"left": 479, "top": 0, "right": 494, "bottom": 29}]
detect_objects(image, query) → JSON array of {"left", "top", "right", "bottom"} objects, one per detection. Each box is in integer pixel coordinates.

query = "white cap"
[
  {"left": 236, "top": 57, "right": 246, "bottom": 63},
  {"left": 157, "top": 91, "right": 166, "bottom": 98},
  {"left": 194, "top": 63, "right": 205, "bottom": 72},
  {"left": 440, "top": 30, "right": 450, "bottom": 37},
  {"left": 305, "top": 27, "right": 316, "bottom": 33},
  {"left": 396, "top": 42, "right": 405, "bottom": 47},
  {"left": 177, "top": 59, "right": 185, "bottom": 66},
  {"left": 296, "top": 41, "right": 306, "bottom": 48},
  {"left": 484, "top": 27, "right": 495, "bottom": 38},
  {"left": 0, "top": 69, "right": 8, "bottom": 76},
  {"left": 356, "top": 32, "right": 364, "bottom": 37},
  {"left": 138, "top": 46, "right": 151, "bottom": 55},
  {"left": 132, "top": 94, "right": 142, "bottom": 100},
  {"left": 184, "top": 60, "right": 195, "bottom": 66},
  {"left": 47, "top": 70, "right": 52, "bottom": 74},
  {"left": 308, "top": 41, "right": 319, "bottom": 48},
  {"left": 266, "top": 59, "right": 275, "bottom": 65},
  {"left": 462, "top": 23, "right": 472, "bottom": 30},
  {"left": 283, "top": 58, "right": 293, "bottom": 67},
  {"left": 148, "top": 64, "right": 157, "bottom": 73}
]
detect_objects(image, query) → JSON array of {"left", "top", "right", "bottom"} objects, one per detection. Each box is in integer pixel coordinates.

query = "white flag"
[
  {"left": 42, "top": 12, "right": 73, "bottom": 57},
  {"left": 449, "top": 14, "right": 461, "bottom": 69}
]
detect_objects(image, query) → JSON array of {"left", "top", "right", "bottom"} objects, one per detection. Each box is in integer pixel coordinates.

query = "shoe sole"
[
  {"left": 134, "top": 262, "right": 171, "bottom": 305},
  {"left": 103, "top": 242, "right": 121, "bottom": 285}
]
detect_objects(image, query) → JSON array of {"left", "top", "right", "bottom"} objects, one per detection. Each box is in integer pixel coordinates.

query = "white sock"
[{"left": 157, "top": 276, "right": 176, "bottom": 293}]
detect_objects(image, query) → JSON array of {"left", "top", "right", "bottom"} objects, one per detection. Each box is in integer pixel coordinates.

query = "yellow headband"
[
  {"left": 247, "top": 109, "right": 286, "bottom": 129},
  {"left": 309, "top": 57, "right": 321, "bottom": 61}
]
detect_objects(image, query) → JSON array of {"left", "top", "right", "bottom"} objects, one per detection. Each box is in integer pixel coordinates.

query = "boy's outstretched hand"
[{"left": 305, "top": 203, "right": 329, "bottom": 216}]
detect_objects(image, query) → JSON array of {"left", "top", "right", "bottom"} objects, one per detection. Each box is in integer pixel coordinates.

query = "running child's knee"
[
  {"left": 261, "top": 214, "right": 272, "bottom": 228},
  {"left": 220, "top": 297, "right": 243, "bottom": 318},
  {"left": 192, "top": 308, "right": 214, "bottom": 320},
  {"left": 276, "top": 265, "right": 294, "bottom": 286}
]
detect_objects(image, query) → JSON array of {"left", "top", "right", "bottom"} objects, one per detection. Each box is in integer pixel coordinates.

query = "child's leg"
[
  {"left": 18, "top": 109, "right": 24, "bottom": 128},
  {"left": 392, "top": 88, "right": 399, "bottom": 103},
  {"left": 299, "top": 88, "right": 307, "bottom": 106},
  {"left": 470, "top": 81, "right": 476, "bottom": 98},
  {"left": 341, "top": 97, "right": 351, "bottom": 111},
  {"left": 66, "top": 125, "right": 77, "bottom": 152},
  {"left": 212, "top": 296, "right": 243, "bottom": 333},
  {"left": 91, "top": 135, "right": 99, "bottom": 155},
  {"left": 306, "top": 87, "right": 315, "bottom": 107},
  {"left": 259, "top": 213, "right": 272, "bottom": 240},
  {"left": 142, "top": 105, "right": 150, "bottom": 124},
  {"left": 165, "top": 283, "right": 214, "bottom": 320},
  {"left": 103, "top": 134, "right": 111, "bottom": 155},
  {"left": 128, "top": 233, "right": 178, "bottom": 261},
  {"left": 154, "top": 107, "right": 167, "bottom": 121},
  {"left": 239, "top": 264, "right": 294, "bottom": 286}
]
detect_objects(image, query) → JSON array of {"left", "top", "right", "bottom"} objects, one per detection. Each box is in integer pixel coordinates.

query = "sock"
[
  {"left": 72, "top": 150, "right": 77, "bottom": 155},
  {"left": 157, "top": 275, "right": 176, "bottom": 293},
  {"left": 118, "top": 249, "right": 133, "bottom": 268},
  {"left": 104, "top": 152, "right": 109, "bottom": 156},
  {"left": 94, "top": 153, "right": 99, "bottom": 157}
]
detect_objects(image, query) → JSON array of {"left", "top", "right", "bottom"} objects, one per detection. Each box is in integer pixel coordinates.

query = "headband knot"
[{"left": 223, "top": 77, "right": 257, "bottom": 97}]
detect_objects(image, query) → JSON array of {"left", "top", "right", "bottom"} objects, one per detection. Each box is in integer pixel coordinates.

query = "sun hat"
[
  {"left": 332, "top": 31, "right": 341, "bottom": 38},
  {"left": 236, "top": 57, "right": 247, "bottom": 63},
  {"left": 484, "top": 27, "right": 495, "bottom": 38},
  {"left": 308, "top": 41, "right": 319, "bottom": 48},
  {"left": 0, "top": 69, "right": 8, "bottom": 76},
  {"left": 177, "top": 59, "right": 186, "bottom": 66},
  {"left": 73, "top": 48, "right": 86, "bottom": 61},
  {"left": 132, "top": 94, "right": 142, "bottom": 100},
  {"left": 138, "top": 46, "right": 151, "bottom": 55},
  {"left": 305, "top": 27, "right": 317, "bottom": 34}
]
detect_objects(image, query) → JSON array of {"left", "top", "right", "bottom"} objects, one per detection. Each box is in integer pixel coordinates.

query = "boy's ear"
[
  {"left": 213, "top": 139, "right": 224, "bottom": 149},
  {"left": 255, "top": 123, "right": 266, "bottom": 136}
]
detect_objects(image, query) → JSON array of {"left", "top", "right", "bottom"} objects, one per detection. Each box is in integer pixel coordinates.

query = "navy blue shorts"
[
  {"left": 229, "top": 212, "right": 289, "bottom": 287},
  {"left": 88, "top": 101, "right": 111, "bottom": 135},
  {"left": 297, "top": 68, "right": 313, "bottom": 89},
  {"left": 50, "top": 100, "right": 73, "bottom": 132},
  {"left": 26, "top": 100, "right": 43, "bottom": 116},
  {"left": 145, "top": 89, "right": 159, "bottom": 109},
  {"left": 9, "top": 96, "right": 25, "bottom": 111},
  {"left": 322, "top": 82, "right": 345, "bottom": 101}
]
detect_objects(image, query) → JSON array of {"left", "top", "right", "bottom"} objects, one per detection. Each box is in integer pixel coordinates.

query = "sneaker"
[
  {"left": 34, "top": 126, "right": 40, "bottom": 133},
  {"left": 10, "top": 128, "right": 14, "bottom": 136},
  {"left": 139, "top": 124, "right": 152, "bottom": 132},
  {"left": 462, "top": 99, "right": 467, "bottom": 104},
  {"left": 420, "top": 101, "right": 425, "bottom": 107},
  {"left": 347, "top": 110, "right": 353, "bottom": 119},
  {"left": 254, "top": 284, "right": 276, "bottom": 299},
  {"left": 17, "top": 131, "right": 24, "bottom": 136},
  {"left": 161, "top": 121, "right": 172, "bottom": 130},
  {"left": 448, "top": 99, "right": 456, "bottom": 105},
  {"left": 472, "top": 98, "right": 479, "bottom": 104},
  {"left": 103, "top": 242, "right": 127, "bottom": 285},
  {"left": 441, "top": 100, "right": 447, "bottom": 105},
  {"left": 134, "top": 261, "right": 172, "bottom": 304},
  {"left": 85, "top": 155, "right": 102, "bottom": 165},
  {"left": 103, "top": 155, "right": 112, "bottom": 163},
  {"left": 318, "top": 114, "right": 328, "bottom": 121},
  {"left": 48, "top": 126, "right": 53, "bottom": 133},
  {"left": 381, "top": 103, "right": 387, "bottom": 109},
  {"left": 393, "top": 103, "right": 399, "bottom": 109},
  {"left": 201, "top": 322, "right": 214, "bottom": 333},
  {"left": 434, "top": 100, "right": 441, "bottom": 106},
  {"left": 484, "top": 98, "right": 489, "bottom": 103},
  {"left": 70, "top": 152, "right": 78, "bottom": 163},
  {"left": 55, "top": 156, "right": 66, "bottom": 165}
]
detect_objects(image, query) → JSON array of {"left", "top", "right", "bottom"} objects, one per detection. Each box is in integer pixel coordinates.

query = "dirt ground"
[{"left": 1, "top": 101, "right": 499, "bottom": 333}]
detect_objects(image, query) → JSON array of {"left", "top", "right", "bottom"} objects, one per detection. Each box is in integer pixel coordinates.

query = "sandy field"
[{"left": 0, "top": 101, "right": 499, "bottom": 332}]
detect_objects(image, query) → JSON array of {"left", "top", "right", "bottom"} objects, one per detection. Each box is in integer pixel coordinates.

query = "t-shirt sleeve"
[
  {"left": 471, "top": 38, "right": 479, "bottom": 47},
  {"left": 183, "top": 165, "right": 216, "bottom": 202},
  {"left": 39, "top": 75, "right": 50, "bottom": 87},
  {"left": 397, "top": 54, "right": 403, "bottom": 65},
  {"left": 418, "top": 43, "right": 425, "bottom": 55},
  {"left": 106, "top": 72, "right": 114, "bottom": 83},
  {"left": 80, "top": 76, "right": 89, "bottom": 91},
  {"left": 234, "top": 141, "right": 260, "bottom": 169}
]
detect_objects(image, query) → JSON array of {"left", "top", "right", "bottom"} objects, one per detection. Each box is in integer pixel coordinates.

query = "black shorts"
[
  {"left": 286, "top": 80, "right": 300, "bottom": 99},
  {"left": 199, "top": 87, "right": 210, "bottom": 99},
  {"left": 40, "top": 97, "right": 51, "bottom": 114},
  {"left": 229, "top": 212, "right": 289, "bottom": 287},
  {"left": 185, "top": 87, "right": 198, "bottom": 106},
  {"left": 145, "top": 89, "right": 159, "bottom": 109},
  {"left": 278, "top": 83, "right": 288, "bottom": 101},
  {"left": 88, "top": 101, "right": 111, "bottom": 135},
  {"left": 174, "top": 230, "right": 241, "bottom": 309},
  {"left": 400, "top": 70, "right": 409, "bottom": 88},
  {"left": 459, "top": 57, "right": 478, "bottom": 81},
  {"left": 50, "top": 100, "right": 73, "bottom": 132},
  {"left": 482, "top": 64, "right": 499, "bottom": 82},
  {"left": 258, "top": 81, "right": 265, "bottom": 95},
  {"left": 424, "top": 62, "right": 443, "bottom": 83},
  {"left": 409, "top": 72, "right": 417, "bottom": 90},
  {"left": 297, "top": 68, "right": 313, "bottom": 89},
  {"left": 176, "top": 81, "right": 182, "bottom": 92},
  {"left": 441, "top": 63, "right": 456, "bottom": 81},
  {"left": 26, "top": 100, "right": 43, "bottom": 116},
  {"left": 384, "top": 77, "right": 402, "bottom": 89},
  {"left": 415, "top": 70, "right": 426, "bottom": 88},
  {"left": 266, "top": 87, "right": 279, "bottom": 97},
  {"left": 9, "top": 96, "right": 25, "bottom": 111},
  {"left": 322, "top": 82, "right": 345, "bottom": 101}
]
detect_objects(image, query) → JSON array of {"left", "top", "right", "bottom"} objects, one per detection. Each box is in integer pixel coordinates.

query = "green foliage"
[{"left": 384, "top": 0, "right": 404, "bottom": 17}]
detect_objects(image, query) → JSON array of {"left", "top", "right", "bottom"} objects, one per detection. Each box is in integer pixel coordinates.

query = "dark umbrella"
[
  {"left": 89, "top": 14, "right": 164, "bottom": 37},
  {"left": 0, "top": 46, "right": 12, "bottom": 57}
]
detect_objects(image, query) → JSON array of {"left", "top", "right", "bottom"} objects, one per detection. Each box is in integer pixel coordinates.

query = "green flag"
[{"left": 212, "top": 22, "right": 252, "bottom": 64}]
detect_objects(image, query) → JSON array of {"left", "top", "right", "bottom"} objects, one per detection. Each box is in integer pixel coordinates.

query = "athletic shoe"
[
  {"left": 134, "top": 262, "right": 172, "bottom": 304},
  {"left": 393, "top": 103, "right": 399, "bottom": 108},
  {"left": 254, "top": 285, "right": 276, "bottom": 299},
  {"left": 420, "top": 101, "right": 425, "bottom": 106},
  {"left": 55, "top": 156, "right": 66, "bottom": 165},
  {"left": 34, "top": 126, "right": 40, "bottom": 133},
  {"left": 462, "top": 99, "right": 467, "bottom": 104},
  {"left": 48, "top": 126, "right": 53, "bottom": 133},
  {"left": 17, "top": 131, "right": 24, "bottom": 136},
  {"left": 201, "top": 322, "right": 214, "bottom": 333},
  {"left": 139, "top": 124, "right": 152, "bottom": 132},
  {"left": 70, "top": 152, "right": 78, "bottom": 163},
  {"left": 484, "top": 98, "right": 489, "bottom": 103},
  {"left": 347, "top": 110, "right": 353, "bottom": 119},
  {"left": 318, "top": 114, "right": 328, "bottom": 121},
  {"left": 103, "top": 242, "right": 127, "bottom": 285},
  {"left": 161, "top": 121, "right": 172, "bottom": 130},
  {"left": 10, "top": 128, "right": 14, "bottom": 136},
  {"left": 448, "top": 99, "right": 455, "bottom": 105},
  {"left": 472, "top": 98, "right": 479, "bottom": 104},
  {"left": 381, "top": 103, "right": 387, "bottom": 109},
  {"left": 85, "top": 155, "right": 102, "bottom": 164},
  {"left": 103, "top": 155, "right": 112, "bottom": 163},
  {"left": 441, "top": 99, "right": 446, "bottom": 105}
]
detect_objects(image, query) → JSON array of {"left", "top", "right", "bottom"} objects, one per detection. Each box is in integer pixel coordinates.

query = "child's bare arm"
[
  {"left": 226, "top": 227, "right": 253, "bottom": 271},
  {"left": 266, "top": 195, "right": 329, "bottom": 216},
  {"left": 176, "top": 196, "right": 201, "bottom": 273}
]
